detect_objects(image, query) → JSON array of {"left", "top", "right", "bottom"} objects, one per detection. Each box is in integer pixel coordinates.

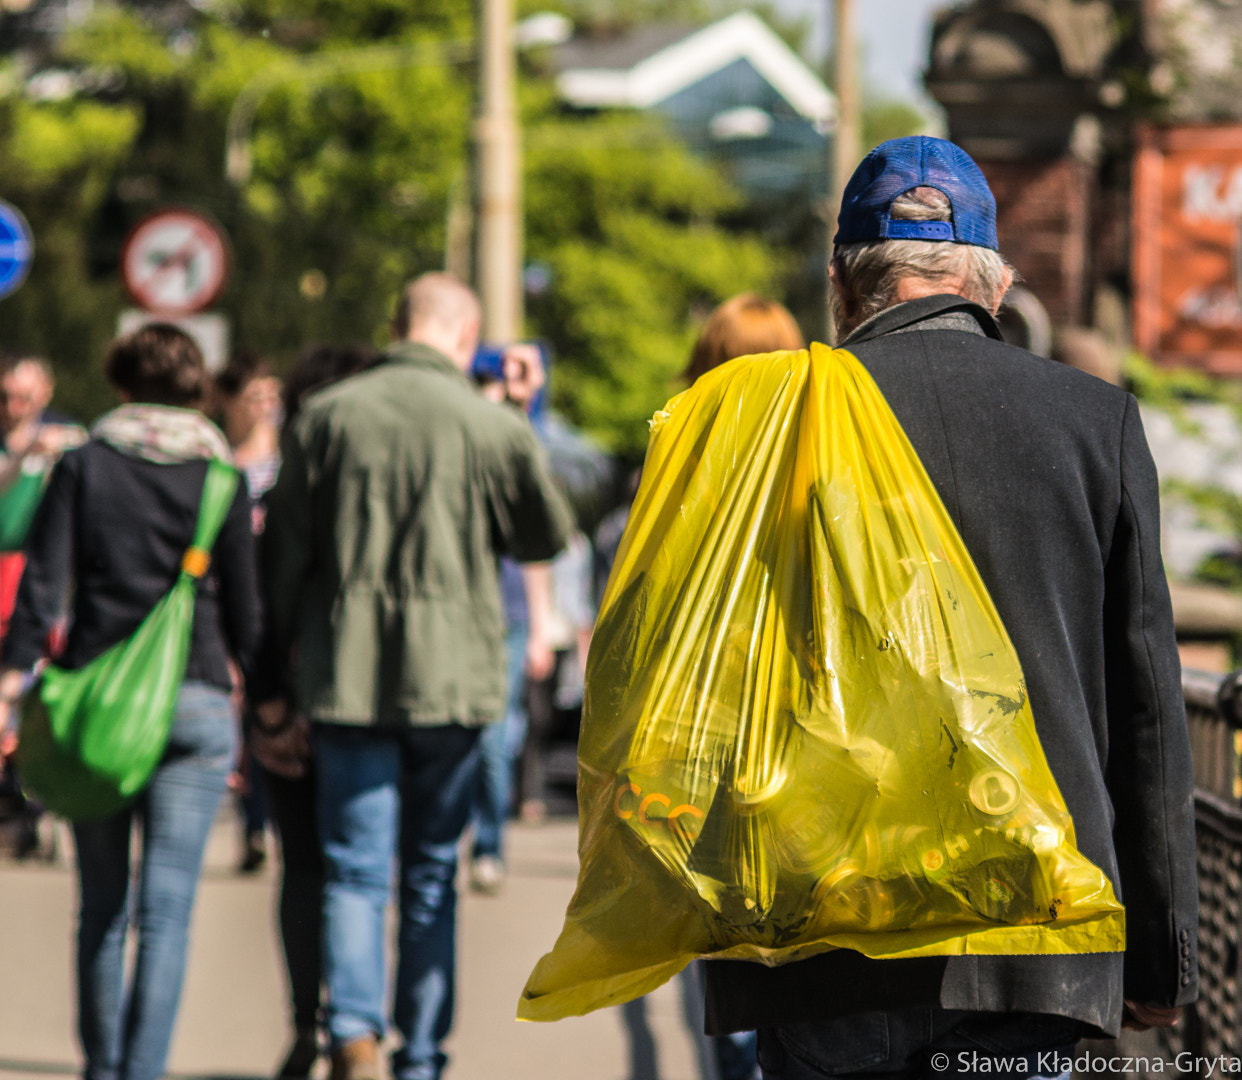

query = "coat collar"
[
  {"left": 381, "top": 341, "right": 472, "bottom": 384},
  {"left": 840, "top": 294, "right": 1004, "bottom": 347}
]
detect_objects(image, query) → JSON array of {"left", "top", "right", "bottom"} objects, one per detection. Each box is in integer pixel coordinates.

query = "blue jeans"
[
  {"left": 315, "top": 722, "right": 482, "bottom": 1080},
  {"left": 73, "top": 681, "right": 236, "bottom": 1080},
  {"left": 757, "top": 1008, "right": 1084, "bottom": 1080},
  {"left": 472, "top": 623, "right": 528, "bottom": 860},
  {"left": 717, "top": 1029, "right": 760, "bottom": 1080}
]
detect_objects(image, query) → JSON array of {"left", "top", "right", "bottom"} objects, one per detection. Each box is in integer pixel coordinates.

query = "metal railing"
[
  {"left": 1186, "top": 668, "right": 1242, "bottom": 802},
  {"left": 1100, "top": 668, "right": 1242, "bottom": 1077},
  {"left": 1174, "top": 668, "right": 1242, "bottom": 1066}
]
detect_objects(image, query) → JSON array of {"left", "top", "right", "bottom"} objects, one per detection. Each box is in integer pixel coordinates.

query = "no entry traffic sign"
[
  {"left": 0, "top": 200, "right": 33, "bottom": 300},
  {"left": 121, "top": 208, "right": 230, "bottom": 315}
]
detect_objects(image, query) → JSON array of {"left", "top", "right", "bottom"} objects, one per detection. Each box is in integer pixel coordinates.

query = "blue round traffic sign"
[{"left": 0, "top": 200, "right": 33, "bottom": 300}]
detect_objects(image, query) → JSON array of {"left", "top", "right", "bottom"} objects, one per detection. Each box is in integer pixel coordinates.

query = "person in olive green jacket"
[{"left": 250, "top": 272, "right": 573, "bottom": 1080}]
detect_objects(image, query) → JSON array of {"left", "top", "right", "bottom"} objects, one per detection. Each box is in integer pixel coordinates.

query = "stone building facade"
[{"left": 922, "top": 0, "right": 1242, "bottom": 374}]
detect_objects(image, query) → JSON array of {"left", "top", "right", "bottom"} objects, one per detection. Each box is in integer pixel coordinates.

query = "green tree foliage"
[
  {"left": 526, "top": 114, "right": 783, "bottom": 456},
  {"left": 539, "top": 0, "right": 711, "bottom": 30},
  {"left": 0, "top": 65, "right": 143, "bottom": 420},
  {"left": 55, "top": 4, "right": 476, "bottom": 360},
  {"left": 0, "top": 0, "right": 788, "bottom": 452},
  {"left": 0, "top": 3, "right": 473, "bottom": 419},
  {"left": 1124, "top": 352, "right": 1242, "bottom": 593},
  {"left": 862, "top": 99, "right": 929, "bottom": 153}
]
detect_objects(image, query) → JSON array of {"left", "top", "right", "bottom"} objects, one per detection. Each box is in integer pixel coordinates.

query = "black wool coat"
[{"left": 704, "top": 294, "right": 1198, "bottom": 1039}]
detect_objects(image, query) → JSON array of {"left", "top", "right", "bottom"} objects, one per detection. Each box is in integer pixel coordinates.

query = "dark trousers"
[
  {"left": 518, "top": 650, "right": 565, "bottom": 808},
  {"left": 264, "top": 763, "right": 324, "bottom": 1033},
  {"left": 757, "top": 1009, "right": 1085, "bottom": 1080}
]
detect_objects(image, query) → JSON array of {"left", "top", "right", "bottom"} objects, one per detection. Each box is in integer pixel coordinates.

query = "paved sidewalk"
[{"left": 0, "top": 813, "right": 707, "bottom": 1080}]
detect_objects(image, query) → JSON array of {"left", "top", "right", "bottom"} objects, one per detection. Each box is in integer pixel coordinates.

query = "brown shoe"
[{"left": 329, "top": 1034, "right": 380, "bottom": 1080}]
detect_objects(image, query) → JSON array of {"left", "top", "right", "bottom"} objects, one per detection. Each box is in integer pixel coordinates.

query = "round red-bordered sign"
[{"left": 121, "top": 208, "right": 230, "bottom": 315}]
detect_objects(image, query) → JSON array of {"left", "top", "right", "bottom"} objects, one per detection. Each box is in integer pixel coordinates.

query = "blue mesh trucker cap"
[{"left": 833, "top": 136, "right": 998, "bottom": 251}]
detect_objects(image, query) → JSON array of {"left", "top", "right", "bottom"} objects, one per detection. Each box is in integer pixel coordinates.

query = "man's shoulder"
[
  {"left": 965, "top": 337, "right": 1133, "bottom": 419},
  {"left": 854, "top": 328, "right": 1132, "bottom": 417},
  {"left": 61, "top": 438, "right": 120, "bottom": 472},
  {"left": 299, "top": 360, "right": 449, "bottom": 420},
  {"left": 297, "top": 356, "right": 531, "bottom": 446},
  {"left": 304, "top": 360, "right": 405, "bottom": 405}
]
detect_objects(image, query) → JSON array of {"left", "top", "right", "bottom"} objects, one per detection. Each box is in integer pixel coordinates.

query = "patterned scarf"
[{"left": 91, "top": 404, "right": 233, "bottom": 465}]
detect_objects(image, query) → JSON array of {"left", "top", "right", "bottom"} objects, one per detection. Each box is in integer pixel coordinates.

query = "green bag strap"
[{"left": 180, "top": 458, "right": 240, "bottom": 580}]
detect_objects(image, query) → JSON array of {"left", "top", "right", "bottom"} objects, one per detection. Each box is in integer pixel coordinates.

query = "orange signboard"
[{"left": 1133, "top": 124, "right": 1242, "bottom": 374}]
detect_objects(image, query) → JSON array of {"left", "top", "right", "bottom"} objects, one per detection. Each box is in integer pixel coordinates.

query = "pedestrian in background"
[
  {"left": 467, "top": 342, "right": 557, "bottom": 896},
  {"left": 686, "top": 293, "right": 802, "bottom": 1080},
  {"left": 216, "top": 351, "right": 283, "bottom": 874},
  {"left": 0, "top": 353, "right": 85, "bottom": 858},
  {"left": 252, "top": 272, "right": 572, "bottom": 1080},
  {"left": 613, "top": 293, "right": 804, "bottom": 1080},
  {"left": 0, "top": 355, "right": 86, "bottom": 640},
  {"left": 216, "top": 352, "right": 282, "bottom": 530},
  {"left": 247, "top": 340, "right": 379, "bottom": 1080},
  {"left": 679, "top": 293, "right": 805, "bottom": 385},
  {"left": 515, "top": 530, "right": 594, "bottom": 825},
  {"left": 0, "top": 324, "right": 259, "bottom": 1080}
]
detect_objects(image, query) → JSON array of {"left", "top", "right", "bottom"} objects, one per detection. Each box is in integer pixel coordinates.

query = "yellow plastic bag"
[{"left": 519, "top": 344, "right": 1124, "bottom": 1022}]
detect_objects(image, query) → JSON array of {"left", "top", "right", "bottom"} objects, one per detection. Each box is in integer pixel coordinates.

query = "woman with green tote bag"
[{"left": 0, "top": 324, "right": 260, "bottom": 1080}]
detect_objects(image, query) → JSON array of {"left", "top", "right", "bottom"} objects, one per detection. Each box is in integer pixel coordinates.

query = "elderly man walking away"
[
  {"left": 704, "top": 137, "right": 1198, "bottom": 1080},
  {"left": 251, "top": 271, "right": 573, "bottom": 1080}
]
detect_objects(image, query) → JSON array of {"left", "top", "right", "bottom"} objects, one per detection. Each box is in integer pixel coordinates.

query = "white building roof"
[{"left": 555, "top": 11, "right": 837, "bottom": 131}]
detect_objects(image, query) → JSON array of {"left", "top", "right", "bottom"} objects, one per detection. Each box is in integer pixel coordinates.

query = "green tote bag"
[{"left": 18, "top": 459, "right": 239, "bottom": 821}]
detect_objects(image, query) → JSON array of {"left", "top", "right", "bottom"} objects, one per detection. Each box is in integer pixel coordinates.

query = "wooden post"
[
  {"left": 475, "top": 0, "right": 522, "bottom": 343},
  {"left": 826, "top": 0, "right": 861, "bottom": 340}
]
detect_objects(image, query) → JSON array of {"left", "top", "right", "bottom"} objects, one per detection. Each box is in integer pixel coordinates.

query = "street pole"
[
  {"left": 826, "top": 0, "right": 860, "bottom": 340},
  {"left": 475, "top": 0, "right": 522, "bottom": 344}
]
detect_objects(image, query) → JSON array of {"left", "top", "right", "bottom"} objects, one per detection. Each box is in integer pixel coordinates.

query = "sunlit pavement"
[{"left": 0, "top": 809, "right": 706, "bottom": 1080}]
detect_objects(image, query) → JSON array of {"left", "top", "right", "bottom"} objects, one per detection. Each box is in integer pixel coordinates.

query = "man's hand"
[
  {"left": 29, "top": 424, "right": 85, "bottom": 459},
  {"left": 0, "top": 718, "right": 15, "bottom": 784},
  {"left": 525, "top": 632, "right": 555, "bottom": 682},
  {"left": 0, "top": 668, "right": 25, "bottom": 782},
  {"left": 227, "top": 659, "right": 245, "bottom": 715},
  {"left": 1122, "top": 1001, "right": 1183, "bottom": 1030},
  {"left": 249, "top": 700, "right": 311, "bottom": 779},
  {"left": 502, "top": 343, "right": 545, "bottom": 412}
]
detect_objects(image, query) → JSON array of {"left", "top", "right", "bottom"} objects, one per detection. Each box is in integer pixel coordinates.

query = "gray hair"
[{"left": 830, "top": 187, "right": 1013, "bottom": 337}]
